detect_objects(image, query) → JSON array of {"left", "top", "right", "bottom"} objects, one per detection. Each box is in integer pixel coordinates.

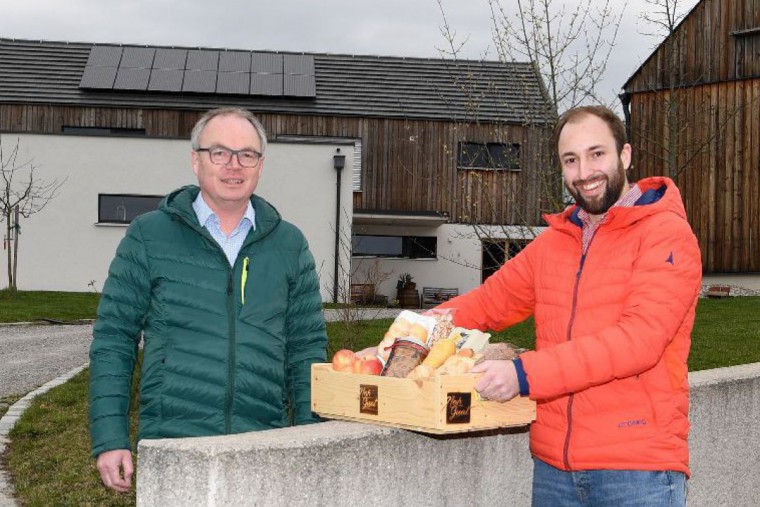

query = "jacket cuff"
[{"left": 513, "top": 358, "right": 530, "bottom": 396}]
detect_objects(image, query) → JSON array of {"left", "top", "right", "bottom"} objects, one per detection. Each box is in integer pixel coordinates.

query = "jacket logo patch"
[
  {"left": 618, "top": 418, "right": 647, "bottom": 428},
  {"left": 666, "top": 252, "right": 674, "bottom": 265}
]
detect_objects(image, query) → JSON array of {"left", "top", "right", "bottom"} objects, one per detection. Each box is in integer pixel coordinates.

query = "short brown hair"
[
  {"left": 190, "top": 107, "right": 268, "bottom": 153},
  {"left": 553, "top": 105, "right": 627, "bottom": 156}
]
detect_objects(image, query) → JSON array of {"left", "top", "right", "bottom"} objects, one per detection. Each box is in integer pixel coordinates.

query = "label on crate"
[
  {"left": 446, "top": 392, "right": 472, "bottom": 424},
  {"left": 359, "top": 384, "right": 379, "bottom": 415}
]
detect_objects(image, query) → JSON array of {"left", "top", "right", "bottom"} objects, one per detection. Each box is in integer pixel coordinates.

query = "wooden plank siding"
[
  {"left": 623, "top": 0, "right": 760, "bottom": 273},
  {"left": 626, "top": 0, "right": 760, "bottom": 92},
  {"left": 0, "top": 104, "right": 556, "bottom": 227},
  {"left": 628, "top": 79, "right": 760, "bottom": 272}
]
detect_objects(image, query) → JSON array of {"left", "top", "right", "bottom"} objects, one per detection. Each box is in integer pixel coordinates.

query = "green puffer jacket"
[{"left": 89, "top": 185, "right": 327, "bottom": 457}]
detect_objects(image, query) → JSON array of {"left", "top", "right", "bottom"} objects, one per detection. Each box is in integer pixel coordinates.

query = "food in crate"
[{"left": 329, "top": 309, "right": 524, "bottom": 380}]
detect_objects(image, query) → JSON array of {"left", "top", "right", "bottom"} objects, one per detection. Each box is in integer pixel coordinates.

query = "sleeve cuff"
[{"left": 513, "top": 358, "right": 530, "bottom": 396}]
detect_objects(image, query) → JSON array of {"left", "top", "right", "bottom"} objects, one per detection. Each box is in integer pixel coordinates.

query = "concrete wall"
[
  {"left": 137, "top": 362, "right": 760, "bottom": 507},
  {"left": 1, "top": 134, "right": 353, "bottom": 301}
]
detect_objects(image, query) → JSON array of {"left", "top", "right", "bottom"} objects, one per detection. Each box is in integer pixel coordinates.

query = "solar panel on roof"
[
  {"left": 154, "top": 48, "right": 187, "bottom": 70},
  {"left": 183, "top": 70, "right": 217, "bottom": 93},
  {"left": 79, "top": 66, "right": 118, "bottom": 89},
  {"left": 78, "top": 45, "right": 316, "bottom": 99},
  {"left": 186, "top": 50, "right": 219, "bottom": 71},
  {"left": 250, "top": 73, "right": 283, "bottom": 96},
  {"left": 217, "top": 72, "right": 250, "bottom": 95},
  {"left": 284, "top": 74, "right": 316, "bottom": 97},
  {"left": 86, "top": 46, "right": 123, "bottom": 67},
  {"left": 114, "top": 67, "right": 150, "bottom": 90},
  {"left": 251, "top": 52, "right": 282, "bottom": 74},
  {"left": 219, "top": 52, "right": 251, "bottom": 73},
  {"left": 148, "top": 69, "right": 184, "bottom": 92},
  {"left": 121, "top": 47, "right": 155, "bottom": 68},
  {"left": 283, "top": 54, "right": 314, "bottom": 75}
]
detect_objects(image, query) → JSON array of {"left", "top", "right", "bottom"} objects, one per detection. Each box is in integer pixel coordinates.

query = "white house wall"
[
  {"left": 1, "top": 134, "right": 353, "bottom": 301},
  {"left": 350, "top": 223, "right": 544, "bottom": 301}
]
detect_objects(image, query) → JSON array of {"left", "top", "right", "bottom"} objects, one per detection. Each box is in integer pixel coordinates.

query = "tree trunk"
[
  {"left": 12, "top": 205, "right": 19, "bottom": 291},
  {"left": 5, "top": 209, "right": 11, "bottom": 291}
]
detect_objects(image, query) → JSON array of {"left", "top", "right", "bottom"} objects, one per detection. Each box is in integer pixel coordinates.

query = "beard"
[{"left": 566, "top": 159, "right": 627, "bottom": 216}]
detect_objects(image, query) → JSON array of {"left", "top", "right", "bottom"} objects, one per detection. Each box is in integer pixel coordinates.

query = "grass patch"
[
  {"left": 689, "top": 297, "right": 760, "bottom": 370},
  {"left": 2, "top": 296, "right": 759, "bottom": 506},
  {"left": 0, "top": 290, "right": 100, "bottom": 324},
  {"left": 6, "top": 370, "right": 136, "bottom": 507}
]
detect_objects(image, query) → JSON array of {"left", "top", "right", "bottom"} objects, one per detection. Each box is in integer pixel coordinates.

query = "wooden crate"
[{"left": 311, "top": 363, "right": 535, "bottom": 434}]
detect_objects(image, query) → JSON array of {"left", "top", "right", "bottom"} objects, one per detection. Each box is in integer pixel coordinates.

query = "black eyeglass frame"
[{"left": 195, "top": 146, "right": 264, "bottom": 168}]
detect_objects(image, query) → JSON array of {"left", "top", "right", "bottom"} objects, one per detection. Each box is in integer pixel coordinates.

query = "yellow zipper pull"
[{"left": 241, "top": 256, "right": 249, "bottom": 305}]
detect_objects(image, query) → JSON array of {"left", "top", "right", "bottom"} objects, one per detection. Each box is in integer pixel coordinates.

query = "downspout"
[
  {"left": 332, "top": 149, "right": 346, "bottom": 304},
  {"left": 619, "top": 91, "right": 632, "bottom": 142}
]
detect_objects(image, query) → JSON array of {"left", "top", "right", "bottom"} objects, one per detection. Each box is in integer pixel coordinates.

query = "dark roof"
[{"left": 0, "top": 38, "right": 552, "bottom": 124}]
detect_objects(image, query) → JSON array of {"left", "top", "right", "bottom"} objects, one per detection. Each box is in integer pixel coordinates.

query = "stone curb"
[
  {"left": 0, "top": 363, "right": 89, "bottom": 507},
  {"left": 0, "top": 319, "right": 95, "bottom": 328}
]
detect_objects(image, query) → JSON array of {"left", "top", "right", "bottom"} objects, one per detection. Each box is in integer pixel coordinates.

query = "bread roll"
[{"left": 436, "top": 355, "right": 476, "bottom": 375}]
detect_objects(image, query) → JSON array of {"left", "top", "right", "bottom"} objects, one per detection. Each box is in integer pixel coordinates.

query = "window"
[
  {"left": 458, "top": 142, "right": 520, "bottom": 170},
  {"left": 63, "top": 126, "right": 146, "bottom": 137},
  {"left": 481, "top": 239, "right": 530, "bottom": 282},
  {"left": 352, "top": 235, "right": 437, "bottom": 259},
  {"left": 98, "top": 194, "right": 163, "bottom": 224}
]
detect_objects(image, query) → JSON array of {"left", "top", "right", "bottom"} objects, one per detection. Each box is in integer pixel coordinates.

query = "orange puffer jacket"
[{"left": 443, "top": 177, "right": 702, "bottom": 476}]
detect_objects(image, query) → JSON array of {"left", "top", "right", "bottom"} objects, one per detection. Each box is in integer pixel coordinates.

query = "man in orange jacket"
[{"left": 438, "top": 105, "right": 701, "bottom": 506}]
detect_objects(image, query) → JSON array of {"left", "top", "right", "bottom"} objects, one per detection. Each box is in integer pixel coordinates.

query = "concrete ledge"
[
  {"left": 138, "top": 363, "right": 760, "bottom": 507},
  {"left": 688, "top": 364, "right": 760, "bottom": 506},
  {"left": 138, "top": 422, "right": 532, "bottom": 506}
]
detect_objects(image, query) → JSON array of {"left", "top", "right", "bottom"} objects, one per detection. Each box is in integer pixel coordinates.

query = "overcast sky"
[{"left": 1, "top": 0, "right": 699, "bottom": 109}]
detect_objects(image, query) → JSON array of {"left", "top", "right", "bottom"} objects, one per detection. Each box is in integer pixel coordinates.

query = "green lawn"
[
  {"left": 0, "top": 290, "right": 100, "bottom": 323},
  {"left": 1, "top": 293, "right": 759, "bottom": 506},
  {"left": 326, "top": 298, "right": 760, "bottom": 371}
]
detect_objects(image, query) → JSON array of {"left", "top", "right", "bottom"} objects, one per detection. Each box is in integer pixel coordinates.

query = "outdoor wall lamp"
[{"left": 333, "top": 148, "right": 346, "bottom": 171}]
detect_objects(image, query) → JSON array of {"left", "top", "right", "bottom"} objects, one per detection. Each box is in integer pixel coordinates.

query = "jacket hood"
[
  {"left": 544, "top": 176, "right": 687, "bottom": 233},
  {"left": 159, "top": 185, "right": 282, "bottom": 239}
]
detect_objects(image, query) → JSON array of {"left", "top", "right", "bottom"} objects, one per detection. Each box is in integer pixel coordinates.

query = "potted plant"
[
  {"left": 396, "top": 273, "right": 419, "bottom": 308},
  {"left": 398, "top": 272, "right": 416, "bottom": 290}
]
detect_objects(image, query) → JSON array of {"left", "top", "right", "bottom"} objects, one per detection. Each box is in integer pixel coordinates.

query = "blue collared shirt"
[{"left": 192, "top": 193, "right": 256, "bottom": 266}]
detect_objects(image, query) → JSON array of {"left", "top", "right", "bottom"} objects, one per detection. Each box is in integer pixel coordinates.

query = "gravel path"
[{"left": 0, "top": 323, "right": 93, "bottom": 398}]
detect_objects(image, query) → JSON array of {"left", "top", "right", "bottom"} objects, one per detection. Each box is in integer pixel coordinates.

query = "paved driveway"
[{"left": 0, "top": 323, "right": 93, "bottom": 398}]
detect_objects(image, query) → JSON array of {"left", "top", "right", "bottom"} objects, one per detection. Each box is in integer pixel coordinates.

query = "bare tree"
[
  {"left": 325, "top": 209, "right": 393, "bottom": 352},
  {"left": 485, "top": 0, "right": 624, "bottom": 112},
  {"left": 0, "top": 136, "right": 65, "bottom": 291},
  {"left": 626, "top": 0, "right": 754, "bottom": 188},
  {"left": 630, "top": 0, "right": 708, "bottom": 179},
  {"left": 431, "top": 0, "right": 624, "bottom": 272}
]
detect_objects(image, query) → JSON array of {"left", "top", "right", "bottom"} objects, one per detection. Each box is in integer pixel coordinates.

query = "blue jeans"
[{"left": 532, "top": 458, "right": 687, "bottom": 507}]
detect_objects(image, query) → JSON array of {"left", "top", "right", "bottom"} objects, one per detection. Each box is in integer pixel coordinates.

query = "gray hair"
[{"left": 190, "top": 108, "right": 268, "bottom": 153}]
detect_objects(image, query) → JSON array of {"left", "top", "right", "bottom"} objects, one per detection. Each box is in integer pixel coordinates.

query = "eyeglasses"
[{"left": 196, "top": 146, "right": 263, "bottom": 168}]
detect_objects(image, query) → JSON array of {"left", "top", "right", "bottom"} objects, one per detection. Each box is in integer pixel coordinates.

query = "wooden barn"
[
  {"left": 0, "top": 38, "right": 555, "bottom": 297},
  {"left": 621, "top": 0, "right": 760, "bottom": 273}
]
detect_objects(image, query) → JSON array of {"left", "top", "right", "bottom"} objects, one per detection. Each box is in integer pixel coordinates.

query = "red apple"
[
  {"left": 353, "top": 356, "right": 383, "bottom": 375},
  {"left": 331, "top": 349, "right": 357, "bottom": 372}
]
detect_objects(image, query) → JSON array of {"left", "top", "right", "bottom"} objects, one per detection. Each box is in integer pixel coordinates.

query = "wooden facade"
[
  {"left": 623, "top": 0, "right": 760, "bottom": 273},
  {"left": 0, "top": 104, "right": 556, "bottom": 227}
]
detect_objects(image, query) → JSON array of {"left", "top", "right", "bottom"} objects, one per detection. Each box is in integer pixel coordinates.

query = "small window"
[
  {"left": 98, "top": 194, "right": 163, "bottom": 224},
  {"left": 63, "top": 126, "right": 146, "bottom": 137},
  {"left": 458, "top": 142, "right": 520, "bottom": 170},
  {"left": 352, "top": 235, "right": 437, "bottom": 259},
  {"left": 481, "top": 238, "right": 530, "bottom": 282}
]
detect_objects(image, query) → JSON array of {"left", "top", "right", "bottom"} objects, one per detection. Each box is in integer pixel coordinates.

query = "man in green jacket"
[{"left": 89, "top": 108, "right": 327, "bottom": 492}]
